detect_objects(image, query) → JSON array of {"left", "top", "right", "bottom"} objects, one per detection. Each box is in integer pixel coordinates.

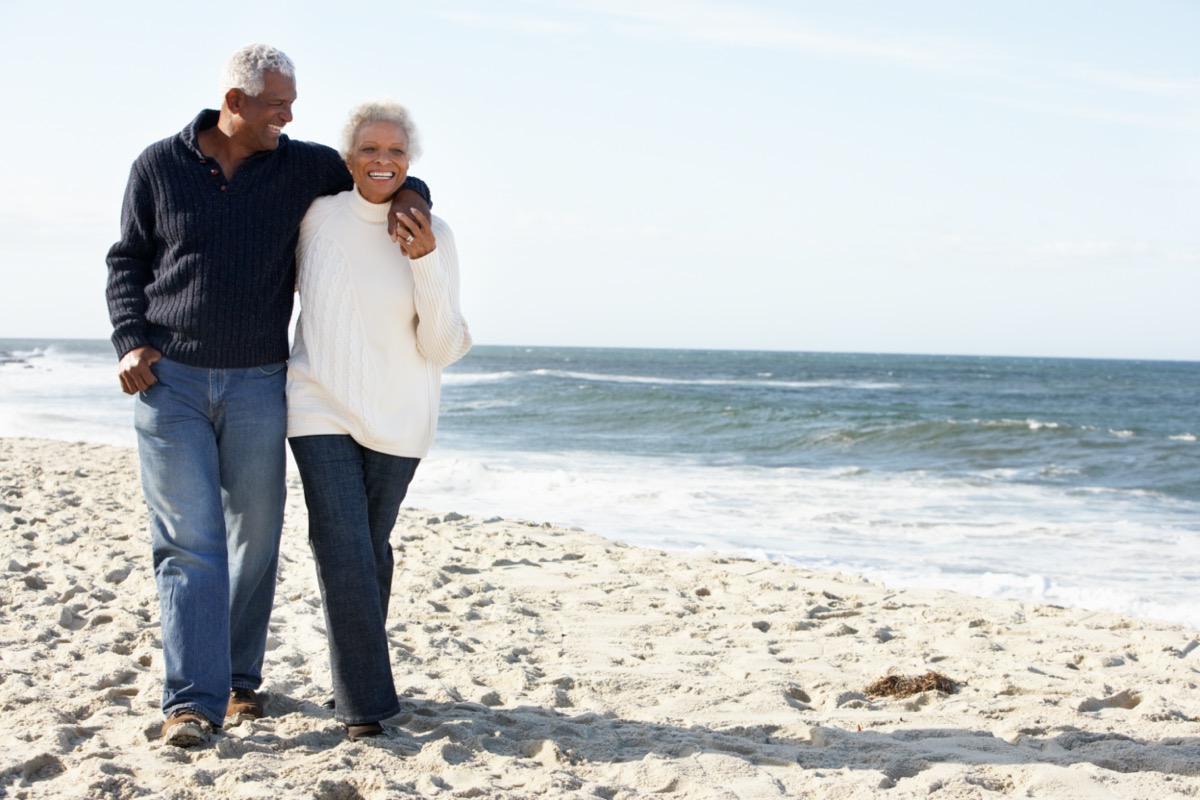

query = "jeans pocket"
[
  {"left": 256, "top": 361, "right": 287, "bottom": 377},
  {"left": 141, "top": 356, "right": 177, "bottom": 398}
]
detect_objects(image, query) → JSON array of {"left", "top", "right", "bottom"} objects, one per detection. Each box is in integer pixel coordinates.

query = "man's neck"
[{"left": 197, "top": 111, "right": 258, "bottom": 180}]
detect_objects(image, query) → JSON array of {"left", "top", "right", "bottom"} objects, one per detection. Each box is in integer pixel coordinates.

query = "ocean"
[{"left": 2, "top": 338, "right": 1197, "bottom": 629}]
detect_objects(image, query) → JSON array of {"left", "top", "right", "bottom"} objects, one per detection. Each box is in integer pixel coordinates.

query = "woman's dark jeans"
[{"left": 289, "top": 434, "right": 419, "bottom": 725}]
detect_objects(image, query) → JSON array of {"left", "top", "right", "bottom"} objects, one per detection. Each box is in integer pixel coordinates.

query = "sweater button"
[
  {"left": 199, "top": 159, "right": 206, "bottom": 164},
  {"left": 219, "top": 185, "right": 227, "bottom": 191},
  {"left": 210, "top": 168, "right": 219, "bottom": 176}
]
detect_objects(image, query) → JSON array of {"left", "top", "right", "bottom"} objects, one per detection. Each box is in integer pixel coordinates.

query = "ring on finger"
[{"left": 405, "top": 234, "right": 415, "bottom": 244}]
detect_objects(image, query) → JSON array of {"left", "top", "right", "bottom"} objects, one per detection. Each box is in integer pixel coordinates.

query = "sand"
[{"left": 1, "top": 437, "right": 1198, "bottom": 799}]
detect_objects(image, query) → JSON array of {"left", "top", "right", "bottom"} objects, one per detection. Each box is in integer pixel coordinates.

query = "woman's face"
[{"left": 348, "top": 120, "right": 410, "bottom": 204}]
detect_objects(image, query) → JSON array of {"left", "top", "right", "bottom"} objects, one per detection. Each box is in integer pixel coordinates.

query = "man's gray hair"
[
  {"left": 220, "top": 44, "right": 295, "bottom": 97},
  {"left": 341, "top": 100, "right": 422, "bottom": 162}
]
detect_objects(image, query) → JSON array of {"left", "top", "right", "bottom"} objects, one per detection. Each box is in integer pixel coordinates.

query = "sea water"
[{"left": 3, "top": 339, "right": 1197, "bottom": 628}]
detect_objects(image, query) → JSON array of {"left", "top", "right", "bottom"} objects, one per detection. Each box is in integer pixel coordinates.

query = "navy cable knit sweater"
[{"left": 106, "top": 109, "right": 430, "bottom": 368}]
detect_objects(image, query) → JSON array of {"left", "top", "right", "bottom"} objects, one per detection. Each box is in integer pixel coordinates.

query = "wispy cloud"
[
  {"left": 583, "top": 1, "right": 1200, "bottom": 106},
  {"left": 1062, "top": 64, "right": 1200, "bottom": 99},
  {"left": 1028, "top": 240, "right": 1158, "bottom": 263},
  {"left": 508, "top": 209, "right": 744, "bottom": 244},
  {"left": 437, "top": 9, "right": 581, "bottom": 37},
  {"left": 546, "top": 0, "right": 961, "bottom": 66},
  {"left": 944, "top": 86, "right": 1198, "bottom": 131},
  {"left": 1167, "top": 249, "right": 1200, "bottom": 264},
  {"left": 438, "top": 0, "right": 1199, "bottom": 129},
  {"left": 435, "top": 0, "right": 962, "bottom": 65}
]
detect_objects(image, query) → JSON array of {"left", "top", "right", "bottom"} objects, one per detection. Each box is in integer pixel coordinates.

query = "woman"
[{"left": 287, "top": 100, "right": 472, "bottom": 740}]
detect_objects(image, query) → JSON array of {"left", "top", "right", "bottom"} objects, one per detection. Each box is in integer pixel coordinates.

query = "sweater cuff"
[
  {"left": 111, "top": 329, "right": 150, "bottom": 360},
  {"left": 409, "top": 249, "right": 444, "bottom": 277}
]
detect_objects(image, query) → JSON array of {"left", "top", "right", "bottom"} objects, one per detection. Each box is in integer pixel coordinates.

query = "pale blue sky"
[{"left": 1, "top": 0, "right": 1196, "bottom": 359}]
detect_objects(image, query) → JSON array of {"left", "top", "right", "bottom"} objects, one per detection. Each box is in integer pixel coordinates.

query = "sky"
[{"left": 0, "top": 0, "right": 1196, "bottom": 360}]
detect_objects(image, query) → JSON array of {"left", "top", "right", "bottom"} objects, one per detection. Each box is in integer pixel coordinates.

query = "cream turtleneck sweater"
[{"left": 287, "top": 188, "right": 472, "bottom": 458}]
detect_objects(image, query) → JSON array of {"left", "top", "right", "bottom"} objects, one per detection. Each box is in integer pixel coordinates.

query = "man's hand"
[
  {"left": 118, "top": 346, "right": 162, "bottom": 395},
  {"left": 388, "top": 187, "right": 431, "bottom": 240}
]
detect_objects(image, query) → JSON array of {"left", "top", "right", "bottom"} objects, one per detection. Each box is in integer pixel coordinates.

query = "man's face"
[{"left": 233, "top": 70, "right": 297, "bottom": 152}]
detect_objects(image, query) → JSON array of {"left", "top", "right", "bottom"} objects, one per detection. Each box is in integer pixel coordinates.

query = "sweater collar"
[
  {"left": 181, "top": 108, "right": 290, "bottom": 160},
  {"left": 349, "top": 187, "right": 392, "bottom": 223}
]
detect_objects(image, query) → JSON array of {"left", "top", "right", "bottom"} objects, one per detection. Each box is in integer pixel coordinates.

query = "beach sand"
[{"left": 2, "top": 437, "right": 1198, "bottom": 799}]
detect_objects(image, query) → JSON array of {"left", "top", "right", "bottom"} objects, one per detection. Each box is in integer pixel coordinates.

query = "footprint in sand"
[
  {"left": 92, "top": 669, "right": 139, "bottom": 691},
  {"left": 58, "top": 606, "right": 87, "bottom": 631},
  {"left": 103, "top": 564, "right": 132, "bottom": 585},
  {"left": 1077, "top": 689, "right": 1142, "bottom": 712},
  {"left": 16, "top": 753, "right": 65, "bottom": 785},
  {"left": 783, "top": 683, "right": 813, "bottom": 710}
]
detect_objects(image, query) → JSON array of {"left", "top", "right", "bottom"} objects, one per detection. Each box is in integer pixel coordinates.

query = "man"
[{"left": 106, "top": 44, "right": 431, "bottom": 748}]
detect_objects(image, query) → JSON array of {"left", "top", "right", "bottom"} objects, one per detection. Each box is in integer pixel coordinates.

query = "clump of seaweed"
[{"left": 865, "top": 671, "right": 959, "bottom": 698}]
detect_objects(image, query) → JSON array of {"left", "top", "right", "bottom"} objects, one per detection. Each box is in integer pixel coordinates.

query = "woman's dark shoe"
[{"left": 346, "top": 722, "right": 384, "bottom": 741}]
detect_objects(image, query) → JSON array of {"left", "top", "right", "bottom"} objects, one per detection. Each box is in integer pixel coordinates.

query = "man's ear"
[{"left": 225, "top": 88, "right": 245, "bottom": 115}]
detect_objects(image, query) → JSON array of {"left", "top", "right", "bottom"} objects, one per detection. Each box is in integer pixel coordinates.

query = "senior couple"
[{"left": 106, "top": 44, "right": 471, "bottom": 747}]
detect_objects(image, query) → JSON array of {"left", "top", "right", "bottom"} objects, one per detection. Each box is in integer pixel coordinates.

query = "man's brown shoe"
[
  {"left": 161, "top": 709, "right": 214, "bottom": 747},
  {"left": 226, "top": 688, "right": 264, "bottom": 725}
]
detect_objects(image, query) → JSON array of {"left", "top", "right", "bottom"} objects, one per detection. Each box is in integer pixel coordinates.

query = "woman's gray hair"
[
  {"left": 341, "top": 100, "right": 422, "bottom": 162},
  {"left": 220, "top": 44, "right": 295, "bottom": 97}
]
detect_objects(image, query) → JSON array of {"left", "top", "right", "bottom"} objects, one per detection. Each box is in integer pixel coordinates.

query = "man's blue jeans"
[
  {"left": 288, "top": 434, "right": 419, "bottom": 726},
  {"left": 135, "top": 357, "right": 287, "bottom": 726}
]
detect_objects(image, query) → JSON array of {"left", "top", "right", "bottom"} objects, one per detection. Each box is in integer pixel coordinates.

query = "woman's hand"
[{"left": 393, "top": 207, "right": 436, "bottom": 259}]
